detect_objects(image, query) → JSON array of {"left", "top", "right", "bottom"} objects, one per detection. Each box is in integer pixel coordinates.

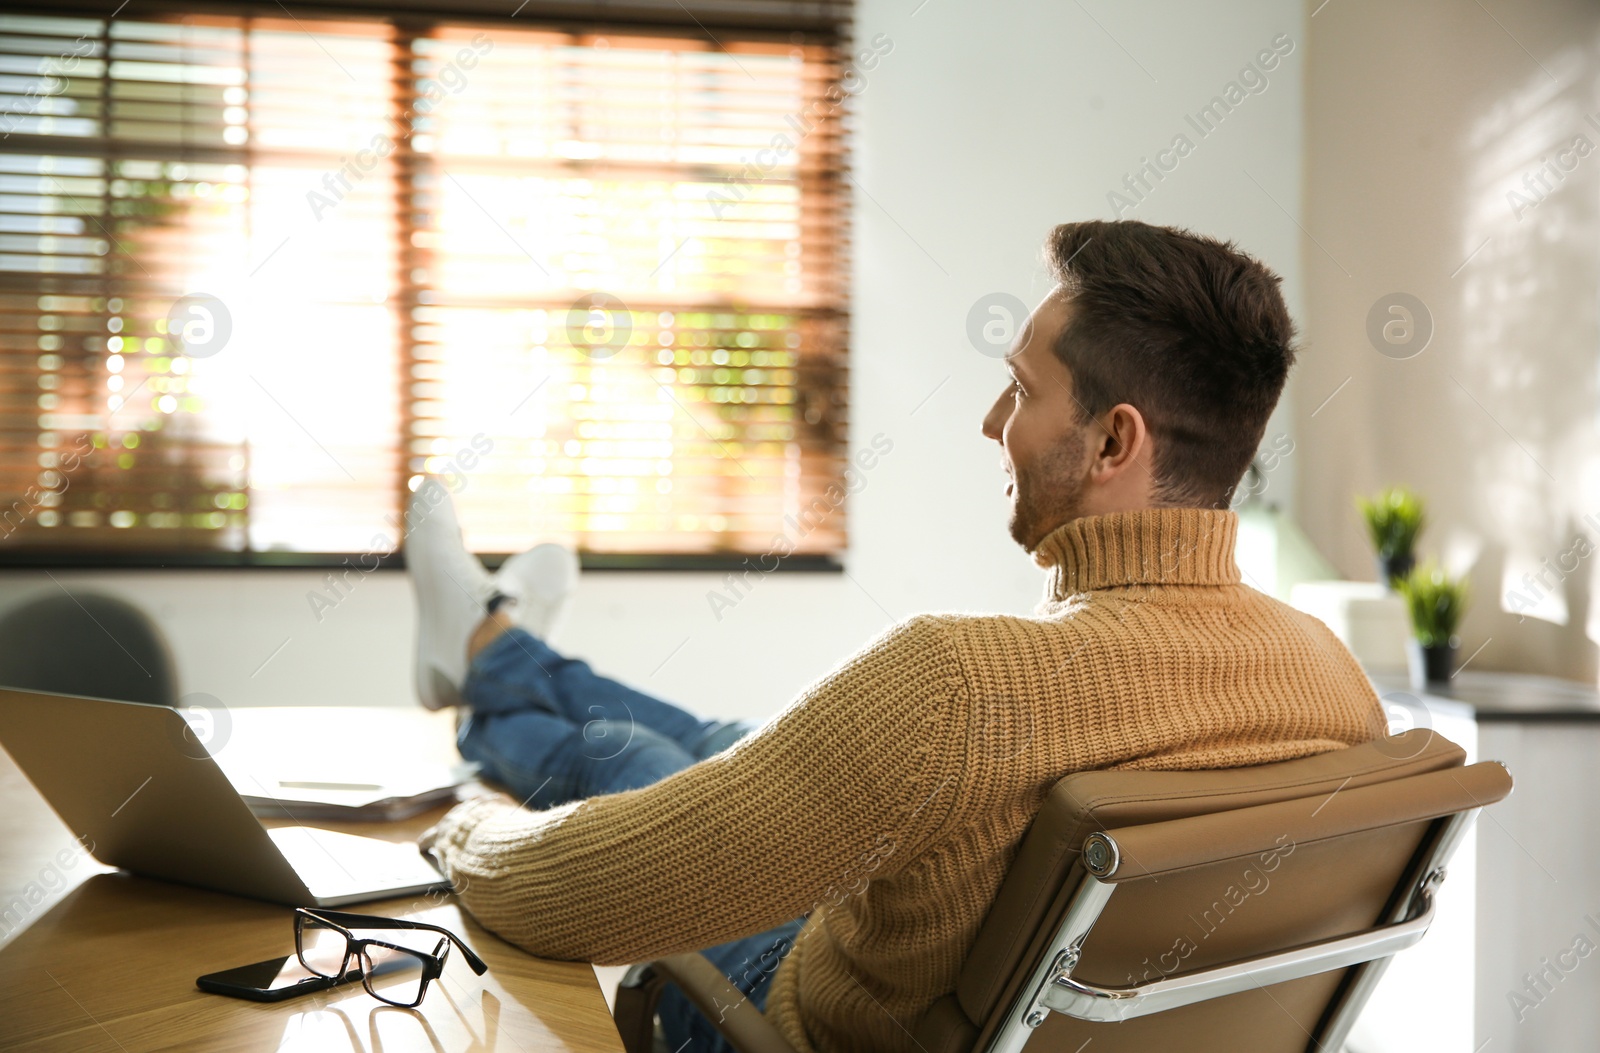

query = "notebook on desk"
[
  {"left": 0, "top": 687, "right": 450, "bottom": 907},
  {"left": 228, "top": 762, "right": 480, "bottom": 822}
]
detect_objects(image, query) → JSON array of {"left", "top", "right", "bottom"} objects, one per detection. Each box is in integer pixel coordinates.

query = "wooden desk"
[{"left": 0, "top": 713, "right": 624, "bottom": 1053}]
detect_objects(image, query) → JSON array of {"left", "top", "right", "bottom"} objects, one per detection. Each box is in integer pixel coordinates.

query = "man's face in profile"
[{"left": 981, "top": 293, "right": 1094, "bottom": 552}]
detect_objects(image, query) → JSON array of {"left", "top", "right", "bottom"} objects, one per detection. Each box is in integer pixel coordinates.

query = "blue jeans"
[{"left": 458, "top": 628, "right": 803, "bottom": 1052}]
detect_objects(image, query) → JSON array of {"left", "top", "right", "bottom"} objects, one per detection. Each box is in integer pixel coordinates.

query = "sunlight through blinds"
[{"left": 0, "top": 4, "right": 851, "bottom": 564}]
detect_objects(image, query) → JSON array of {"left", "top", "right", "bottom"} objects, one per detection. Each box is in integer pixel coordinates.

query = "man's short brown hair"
[{"left": 1045, "top": 220, "right": 1295, "bottom": 508}]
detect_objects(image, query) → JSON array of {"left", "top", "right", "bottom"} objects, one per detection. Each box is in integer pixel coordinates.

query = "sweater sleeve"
[{"left": 418, "top": 615, "right": 969, "bottom": 965}]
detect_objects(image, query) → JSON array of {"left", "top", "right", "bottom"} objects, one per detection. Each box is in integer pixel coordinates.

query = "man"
[{"left": 415, "top": 219, "right": 1387, "bottom": 1053}]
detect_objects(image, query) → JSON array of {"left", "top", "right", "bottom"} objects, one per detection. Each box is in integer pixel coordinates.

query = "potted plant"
[
  {"left": 1357, "top": 487, "right": 1425, "bottom": 589},
  {"left": 1398, "top": 561, "right": 1468, "bottom": 687}
]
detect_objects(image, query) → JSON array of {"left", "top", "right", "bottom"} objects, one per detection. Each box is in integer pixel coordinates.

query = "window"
[{"left": 0, "top": 2, "right": 852, "bottom": 566}]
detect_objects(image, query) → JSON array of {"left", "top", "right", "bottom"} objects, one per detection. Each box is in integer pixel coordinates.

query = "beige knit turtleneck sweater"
[{"left": 419, "top": 508, "right": 1386, "bottom": 1053}]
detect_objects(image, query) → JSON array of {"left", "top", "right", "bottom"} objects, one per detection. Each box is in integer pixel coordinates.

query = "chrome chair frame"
[{"left": 988, "top": 807, "right": 1479, "bottom": 1053}]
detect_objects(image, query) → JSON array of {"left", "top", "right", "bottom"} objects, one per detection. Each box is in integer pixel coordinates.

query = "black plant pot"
[
  {"left": 1378, "top": 552, "right": 1416, "bottom": 590},
  {"left": 1407, "top": 637, "right": 1459, "bottom": 689}
]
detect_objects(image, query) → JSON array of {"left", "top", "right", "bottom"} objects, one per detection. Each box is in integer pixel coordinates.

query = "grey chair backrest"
[{"left": 0, "top": 590, "right": 177, "bottom": 706}]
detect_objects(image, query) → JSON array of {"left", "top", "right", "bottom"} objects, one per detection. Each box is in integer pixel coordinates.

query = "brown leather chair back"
[{"left": 913, "top": 731, "right": 1511, "bottom": 1053}]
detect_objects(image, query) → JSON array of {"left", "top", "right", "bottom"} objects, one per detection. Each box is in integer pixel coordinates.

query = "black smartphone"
[{"left": 196, "top": 955, "right": 360, "bottom": 1002}]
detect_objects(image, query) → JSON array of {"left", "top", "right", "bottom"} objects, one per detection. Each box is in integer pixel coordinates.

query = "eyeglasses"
[{"left": 293, "top": 908, "right": 488, "bottom": 1008}]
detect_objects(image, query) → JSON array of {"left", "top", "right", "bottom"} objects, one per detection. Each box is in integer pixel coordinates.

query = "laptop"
[{"left": 0, "top": 686, "right": 450, "bottom": 906}]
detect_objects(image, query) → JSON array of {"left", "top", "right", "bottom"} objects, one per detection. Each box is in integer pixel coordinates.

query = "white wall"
[
  {"left": 1297, "top": 0, "right": 1600, "bottom": 686},
  {"left": 0, "top": 0, "right": 1307, "bottom": 721}
]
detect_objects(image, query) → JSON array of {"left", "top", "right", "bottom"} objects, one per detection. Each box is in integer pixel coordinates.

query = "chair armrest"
[
  {"left": 1082, "top": 760, "right": 1512, "bottom": 882},
  {"left": 1039, "top": 875, "right": 1441, "bottom": 1023},
  {"left": 622, "top": 952, "right": 801, "bottom": 1053}
]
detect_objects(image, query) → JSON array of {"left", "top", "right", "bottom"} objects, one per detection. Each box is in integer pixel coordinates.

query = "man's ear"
[{"left": 1091, "top": 403, "right": 1149, "bottom": 478}]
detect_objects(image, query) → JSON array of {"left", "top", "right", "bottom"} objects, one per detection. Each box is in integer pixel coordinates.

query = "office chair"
[
  {"left": 0, "top": 589, "right": 178, "bottom": 706},
  {"left": 614, "top": 729, "right": 1511, "bottom": 1053}
]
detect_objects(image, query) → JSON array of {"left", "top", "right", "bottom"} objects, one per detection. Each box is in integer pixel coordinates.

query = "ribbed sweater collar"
[{"left": 1032, "top": 507, "right": 1241, "bottom": 599}]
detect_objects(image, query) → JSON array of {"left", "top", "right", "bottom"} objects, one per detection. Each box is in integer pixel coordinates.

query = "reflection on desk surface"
[{"left": 0, "top": 872, "right": 623, "bottom": 1052}]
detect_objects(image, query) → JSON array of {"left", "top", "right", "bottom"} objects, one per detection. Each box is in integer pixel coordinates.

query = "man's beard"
[{"left": 1008, "top": 429, "right": 1092, "bottom": 552}]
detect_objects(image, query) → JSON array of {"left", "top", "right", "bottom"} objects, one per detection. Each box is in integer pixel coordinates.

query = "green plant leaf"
[
  {"left": 1397, "top": 560, "right": 1468, "bottom": 647},
  {"left": 1356, "top": 486, "right": 1426, "bottom": 565}
]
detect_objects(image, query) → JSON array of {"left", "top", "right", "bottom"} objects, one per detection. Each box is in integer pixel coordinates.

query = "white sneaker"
[
  {"left": 493, "top": 542, "right": 581, "bottom": 643},
  {"left": 406, "top": 478, "right": 493, "bottom": 710}
]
